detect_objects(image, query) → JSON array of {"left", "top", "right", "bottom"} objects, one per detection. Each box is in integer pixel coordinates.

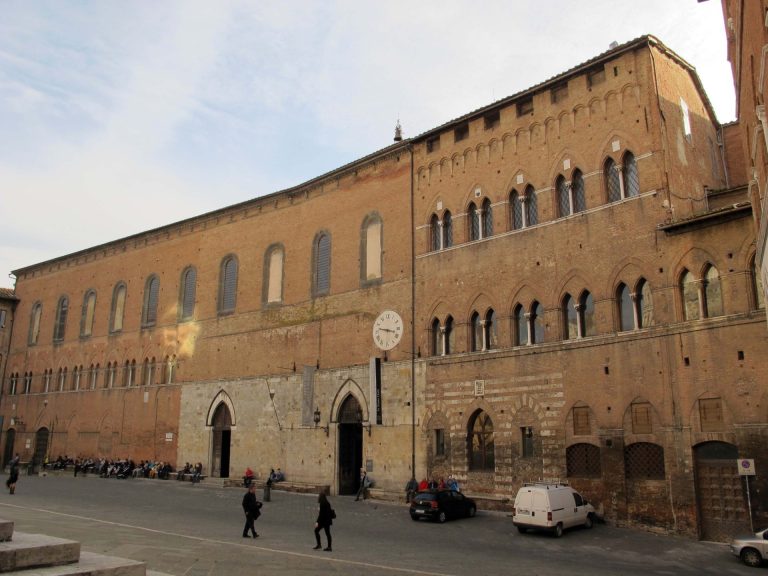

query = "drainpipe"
[{"left": 409, "top": 143, "right": 417, "bottom": 480}]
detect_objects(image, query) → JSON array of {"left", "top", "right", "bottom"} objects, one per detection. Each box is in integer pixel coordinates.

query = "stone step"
[
  {"left": 0, "top": 520, "right": 13, "bottom": 543},
  {"left": 1, "top": 551, "right": 146, "bottom": 576},
  {"left": 0, "top": 533, "right": 80, "bottom": 572}
]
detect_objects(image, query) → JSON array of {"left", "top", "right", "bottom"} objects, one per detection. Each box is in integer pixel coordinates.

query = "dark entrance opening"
[
  {"left": 33, "top": 428, "right": 49, "bottom": 474},
  {"left": 3, "top": 429, "right": 15, "bottom": 468},
  {"left": 211, "top": 404, "right": 232, "bottom": 478},
  {"left": 338, "top": 395, "right": 363, "bottom": 495}
]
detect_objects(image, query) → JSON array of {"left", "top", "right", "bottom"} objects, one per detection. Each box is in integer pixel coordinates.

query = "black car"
[{"left": 409, "top": 490, "right": 477, "bottom": 523}]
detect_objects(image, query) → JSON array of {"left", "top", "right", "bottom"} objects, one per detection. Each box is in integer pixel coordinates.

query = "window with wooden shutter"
[
  {"left": 314, "top": 233, "right": 330, "bottom": 297},
  {"left": 142, "top": 276, "right": 160, "bottom": 327},
  {"left": 573, "top": 406, "right": 591, "bottom": 436},
  {"left": 81, "top": 290, "right": 96, "bottom": 337},
  {"left": 267, "top": 247, "right": 284, "bottom": 303},
  {"left": 29, "top": 302, "right": 42, "bottom": 345},
  {"left": 525, "top": 185, "right": 538, "bottom": 226},
  {"left": 180, "top": 267, "right": 196, "bottom": 321},
  {"left": 631, "top": 402, "right": 653, "bottom": 434},
  {"left": 54, "top": 296, "right": 68, "bottom": 341},
  {"left": 219, "top": 256, "right": 238, "bottom": 314},
  {"left": 111, "top": 283, "right": 126, "bottom": 332},
  {"left": 699, "top": 398, "right": 724, "bottom": 432}
]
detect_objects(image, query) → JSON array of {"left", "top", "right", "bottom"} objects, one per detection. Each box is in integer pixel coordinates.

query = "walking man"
[
  {"left": 241, "top": 484, "right": 262, "bottom": 538},
  {"left": 355, "top": 468, "right": 369, "bottom": 501}
]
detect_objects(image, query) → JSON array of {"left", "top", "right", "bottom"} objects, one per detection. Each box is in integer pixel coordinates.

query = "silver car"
[{"left": 731, "top": 528, "right": 768, "bottom": 567}]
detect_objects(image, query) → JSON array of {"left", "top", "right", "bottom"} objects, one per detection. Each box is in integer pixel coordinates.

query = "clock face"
[{"left": 373, "top": 310, "right": 403, "bottom": 351}]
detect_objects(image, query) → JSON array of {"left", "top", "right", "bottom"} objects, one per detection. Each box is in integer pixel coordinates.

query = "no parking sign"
[{"left": 738, "top": 459, "right": 756, "bottom": 476}]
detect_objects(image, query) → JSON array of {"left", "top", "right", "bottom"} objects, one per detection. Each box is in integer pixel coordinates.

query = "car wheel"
[
  {"left": 517, "top": 526, "right": 526, "bottom": 534},
  {"left": 553, "top": 523, "right": 563, "bottom": 538},
  {"left": 584, "top": 514, "right": 594, "bottom": 529},
  {"left": 410, "top": 514, "right": 419, "bottom": 522},
  {"left": 741, "top": 548, "right": 763, "bottom": 567},
  {"left": 467, "top": 505, "right": 477, "bottom": 518},
  {"left": 437, "top": 511, "right": 447, "bottom": 523}
]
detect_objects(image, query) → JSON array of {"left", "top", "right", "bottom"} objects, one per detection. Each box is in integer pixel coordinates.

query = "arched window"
[
  {"left": 468, "top": 202, "right": 480, "bottom": 241},
  {"left": 444, "top": 316, "right": 454, "bottom": 355},
  {"left": 263, "top": 245, "right": 285, "bottom": 305},
  {"left": 636, "top": 278, "right": 653, "bottom": 328},
  {"left": 482, "top": 198, "right": 493, "bottom": 238},
  {"left": 89, "top": 364, "right": 98, "bottom": 389},
  {"left": 623, "top": 151, "right": 639, "bottom": 197},
  {"left": 681, "top": 269, "right": 699, "bottom": 320},
  {"left": 24, "top": 372, "right": 32, "bottom": 394},
  {"left": 617, "top": 283, "right": 633, "bottom": 331},
  {"left": 58, "top": 367, "right": 67, "bottom": 391},
  {"left": 511, "top": 190, "right": 523, "bottom": 230},
  {"left": 563, "top": 294, "right": 578, "bottom": 340},
  {"left": 430, "top": 214, "right": 441, "bottom": 251},
  {"left": 579, "top": 291, "right": 595, "bottom": 336},
  {"left": 313, "top": 232, "right": 331, "bottom": 297},
  {"left": 110, "top": 282, "right": 126, "bottom": 333},
  {"left": 556, "top": 175, "right": 570, "bottom": 217},
  {"left": 73, "top": 365, "right": 82, "bottom": 390},
  {"left": 431, "top": 318, "right": 441, "bottom": 356},
  {"left": 605, "top": 157, "right": 621, "bottom": 202},
  {"left": 361, "top": 215, "right": 382, "bottom": 284},
  {"left": 219, "top": 255, "right": 238, "bottom": 314},
  {"left": 572, "top": 169, "right": 586, "bottom": 213},
  {"left": 470, "top": 311, "right": 482, "bottom": 352},
  {"left": 525, "top": 185, "right": 538, "bottom": 226},
  {"left": 80, "top": 290, "right": 97, "bottom": 337},
  {"left": 485, "top": 308, "right": 497, "bottom": 350},
  {"left": 513, "top": 303, "right": 527, "bottom": 346},
  {"left": 143, "top": 358, "right": 154, "bottom": 386},
  {"left": 28, "top": 301, "right": 42, "bottom": 345},
  {"left": 442, "top": 211, "right": 453, "bottom": 248},
  {"left": 141, "top": 276, "right": 160, "bottom": 327},
  {"left": 531, "top": 301, "right": 544, "bottom": 344},
  {"left": 179, "top": 266, "right": 197, "bottom": 321},
  {"left": 751, "top": 254, "right": 765, "bottom": 309},
  {"left": 468, "top": 410, "right": 495, "bottom": 471},
  {"left": 53, "top": 296, "right": 68, "bottom": 342},
  {"left": 703, "top": 264, "right": 723, "bottom": 318}
]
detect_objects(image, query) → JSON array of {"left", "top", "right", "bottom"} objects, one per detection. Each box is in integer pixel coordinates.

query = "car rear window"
[{"left": 414, "top": 493, "right": 436, "bottom": 502}]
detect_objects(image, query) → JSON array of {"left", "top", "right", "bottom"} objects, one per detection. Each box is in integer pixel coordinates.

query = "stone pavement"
[{"left": 0, "top": 475, "right": 752, "bottom": 576}]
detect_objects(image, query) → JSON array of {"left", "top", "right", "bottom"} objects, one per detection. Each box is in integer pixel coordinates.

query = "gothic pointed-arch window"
[
  {"left": 430, "top": 214, "right": 441, "bottom": 251},
  {"left": 444, "top": 316, "right": 454, "bottom": 355},
  {"left": 468, "top": 202, "right": 480, "bottom": 241},
  {"left": 442, "top": 211, "right": 453, "bottom": 248},
  {"left": 431, "top": 318, "right": 441, "bottom": 356},
  {"left": 623, "top": 151, "right": 639, "bottom": 197},
  {"left": 531, "top": 301, "right": 544, "bottom": 344},
  {"left": 563, "top": 294, "right": 578, "bottom": 340},
  {"left": 312, "top": 232, "right": 331, "bottom": 297},
  {"left": 751, "top": 254, "right": 765, "bottom": 310},
  {"left": 525, "top": 185, "right": 538, "bottom": 225},
  {"left": 605, "top": 157, "right": 621, "bottom": 202},
  {"left": 263, "top": 245, "right": 285, "bottom": 305},
  {"left": 511, "top": 189, "right": 523, "bottom": 230},
  {"left": 703, "top": 264, "right": 723, "bottom": 318},
  {"left": 141, "top": 275, "right": 160, "bottom": 328},
  {"left": 572, "top": 169, "right": 586, "bottom": 213},
  {"left": 80, "top": 290, "right": 97, "bottom": 338},
  {"left": 53, "top": 296, "right": 68, "bottom": 342},
  {"left": 556, "top": 175, "right": 570, "bottom": 217},
  {"left": 482, "top": 198, "right": 493, "bottom": 238},
  {"left": 470, "top": 311, "right": 482, "bottom": 352},
  {"left": 179, "top": 266, "right": 197, "bottom": 321},
  {"left": 29, "top": 301, "right": 42, "bottom": 345},
  {"left": 579, "top": 290, "right": 595, "bottom": 336},
  {"left": 617, "top": 283, "right": 633, "bottom": 331},
  {"left": 110, "top": 282, "right": 127, "bottom": 333},
  {"left": 219, "top": 255, "right": 238, "bottom": 314},
  {"left": 468, "top": 410, "right": 495, "bottom": 471},
  {"left": 513, "top": 303, "right": 527, "bottom": 346},
  {"left": 680, "top": 269, "right": 699, "bottom": 320},
  {"left": 484, "top": 308, "right": 497, "bottom": 350},
  {"left": 636, "top": 278, "right": 653, "bottom": 328}
]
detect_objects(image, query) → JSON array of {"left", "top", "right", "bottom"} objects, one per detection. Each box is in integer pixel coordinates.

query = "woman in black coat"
[
  {"left": 313, "top": 492, "right": 333, "bottom": 551},
  {"left": 6, "top": 462, "right": 19, "bottom": 495}
]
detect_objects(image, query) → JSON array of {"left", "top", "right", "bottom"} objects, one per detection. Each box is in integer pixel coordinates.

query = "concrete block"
[
  {"left": 0, "top": 520, "right": 13, "bottom": 542},
  {"left": 1, "top": 551, "right": 146, "bottom": 576},
  {"left": 0, "top": 532, "right": 80, "bottom": 571}
]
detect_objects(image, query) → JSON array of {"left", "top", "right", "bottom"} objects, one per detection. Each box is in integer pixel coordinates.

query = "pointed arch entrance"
[
  {"left": 211, "top": 403, "right": 232, "bottom": 478},
  {"left": 338, "top": 395, "right": 363, "bottom": 495},
  {"left": 33, "top": 428, "right": 50, "bottom": 472}
]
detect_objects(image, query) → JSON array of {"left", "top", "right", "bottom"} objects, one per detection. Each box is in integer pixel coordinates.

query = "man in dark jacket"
[{"left": 241, "top": 484, "right": 262, "bottom": 538}]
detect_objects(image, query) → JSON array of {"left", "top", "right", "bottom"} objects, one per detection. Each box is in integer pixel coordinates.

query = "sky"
[{"left": 0, "top": 1, "right": 735, "bottom": 286}]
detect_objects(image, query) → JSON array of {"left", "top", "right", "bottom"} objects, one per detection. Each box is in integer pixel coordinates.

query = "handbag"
[{"left": 331, "top": 509, "right": 337, "bottom": 519}]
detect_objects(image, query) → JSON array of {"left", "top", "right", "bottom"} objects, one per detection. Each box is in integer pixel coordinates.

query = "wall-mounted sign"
[{"left": 738, "top": 459, "right": 756, "bottom": 476}]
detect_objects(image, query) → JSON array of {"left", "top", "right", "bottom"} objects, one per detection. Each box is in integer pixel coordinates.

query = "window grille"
[
  {"left": 514, "top": 304, "right": 527, "bottom": 346},
  {"left": 699, "top": 398, "right": 724, "bottom": 432},
  {"left": 314, "top": 234, "right": 331, "bottom": 296},
  {"left": 525, "top": 186, "right": 538, "bottom": 225},
  {"left": 566, "top": 443, "right": 601, "bottom": 478},
  {"left": 443, "top": 212, "right": 453, "bottom": 248},
  {"left": 572, "top": 170, "right": 586, "bottom": 213},
  {"left": 605, "top": 158, "right": 621, "bottom": 202},
  {"left": 631, "top": 402, "right": 653, "bottom": 434},
  {"left": 430, "top": 214, "right": 440, "bottom": 251},
  {"left": 572, "top": 406, "right": 591, "bottom": 435},
  {"left": 482, "top": 199, "right": 493, "bottom": 237},
  {"left": 556, "top": 176, "right": 570, "bottom": 217},
  {"left": 511, "top": 191, "right": 523, "bottom": 229},
  {"left": 520, "top": 426, "right": 534, "bottom": 458},
  {"left": 220, "top": 257, "right": 238, "bottom": 313},
  {"left": 531, "top": 301, "right": 544, "bottom": 344},
  {"left": 623, "top": 152, "right": 639, "bottom": 197},
  {"left": 142, "top": 276, "right": 160, "bottom": 327},
  {"left": 180, "top": 267, "right": 196, "bottom": 320},
  {"left": 618, "top": 283, "right": 633, "bottom": 331},
  {"left": 468, "top": 203, "right": 480, "bottom": 241},
  {"left": 624, "top": 443, "right": 665, "bottom": 480}
]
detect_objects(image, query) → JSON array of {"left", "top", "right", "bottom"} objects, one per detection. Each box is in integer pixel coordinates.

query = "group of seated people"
[
  {"left": 43, "top": 455, "right": 203, "bottom": 482},
  {"left": 176, "top": 462, "right": 204, "bottom": 482},
  {"left": 406, "top": 474, "right": 461, "bottom": 501}
]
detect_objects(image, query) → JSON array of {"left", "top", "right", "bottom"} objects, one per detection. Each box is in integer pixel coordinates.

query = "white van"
[{"left": 512, "top": 482, "right": 595, "bottom": 537}]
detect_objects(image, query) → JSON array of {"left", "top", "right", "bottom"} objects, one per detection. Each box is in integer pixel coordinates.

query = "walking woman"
[
  {"left": 6, "top": 458, "right": 19, "bottom": 495},
  {"left": 313, "top": 492, "right": 334, "bottom": 551}
]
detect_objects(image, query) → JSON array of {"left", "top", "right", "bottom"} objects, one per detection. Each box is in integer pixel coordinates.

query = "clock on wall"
[{"left": 372, "top": 310, "right": 403, "bottom": 351}]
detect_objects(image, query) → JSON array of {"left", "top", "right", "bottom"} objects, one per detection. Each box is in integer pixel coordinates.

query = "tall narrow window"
[
  {"left": 623, "top": 151, "right": 639, "bottom": 197},
  {"left": 636, "top": 279, "right": 653, "bottom": 328},
  {"left": 514, "top": 304, "right": 527, "bottom": 346},
  {"left": 442, "top": 212, "right": 453, "bottom": 248},
  {"left": 444, "top": 316, "right": 454, "bottom": 355},
  {"left": 579, "top": 291, "right": 595, "bottom": 336},
  {"left": 264, "top": 245, "right": 285, "bottom": 304},
  {"left": 572, "top": 170, "right": 586, "bottom": 213},
  {"left": 563, "top": 294, "right": 578, "bottom": 340},
  {"left": 430, "top": 214, "right": 441, "bottom": 251},
  {"left": 431, "top": 318, "right": 442, "bottom": 356},
  {"left": 53, "top": 296, "right": 68, "bottom": 342},
  {"left": 58, "top": 367, "right": 67, "bottom": 391},
  {"left": 556, "top": 175, "right": 570, "bottom": 217},
  {"left": 24, "top": 372, "right": 32, "bottom": 394},
  {"left": 313, "top": 232, "right": 331, "bottom": 297},
  {"left": 525, "top": 186, "right": 538, "bottom": 225},
  {"left": 751, "top": 255, "right": 765, "bottom": 309},
  {"left": 73, "top": 365, "right": 81, "bottom": 391},
  {"left": 110, "top": 283, "right": 127, "bottom": 333},
  {"left": 482, "top": 198, "right": 493, "bottom": 238},
  {"left": 485, "top": 309, "right": 497, "bottom": 350},
  {"left": 468, "top": 411, "right": 495, "bottom": 470},
  {"left": 704, "top": 265, "right": 723, "bottom": 318},
  {"left": 219, "top": 256, "right": 238, "bottom": 314},
  {"left": 470, "top": 311, "right": 482, "bottom": 352},
  {"left": 617, "top": 283, "right": 633, "bottom": 331},
  {"left": 89, "top": 364, "right": 98, "bottom": 389},
  {"left": 179, "top": 267, "right": 197, "bottom": 321},
  {"left": 605, "top": 157, "right": 621, "bottom": 202},
  {"left": 531, "top": 301, "right": 544, "bottom": 344},
  {"left": 80, "top": 290, "right": 97, "bottom": 338},
  {"left": 142, "top": 276, "right": 160, "bottom": 327},
  {"left": 572, "top": 406, "right": 591, "bottom": 436},
  {"left": 361, "top": 215, "right": 383, "bottom": 284},
  {"left": 468, "top": 202, "right": 480, "bottom": 241},
  {"left": 681, "top": 269, "right": 699, "bottom": 321},
  {"left": 29, "top": 302, "right": 42, "bottom": 345},
  {"left": 511, "top": 190, "right": 523, "bottom": 230}
]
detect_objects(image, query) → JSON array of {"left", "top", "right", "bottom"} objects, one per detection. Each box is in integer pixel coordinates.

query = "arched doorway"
[
  {"left": 338, "top": 395, "right": 363, "bottom": 495},
  {"left": 3, "top": 429, "right": 15, "bottom": 468},
  {"left": 33, "top": 428, "right": 50, "bottom": 473},
  {"left": 211, "top": 404, "right": 232, "bottom": 478},
  {"left": 694, "top": 441, "right": 749, "bottom": 541}
]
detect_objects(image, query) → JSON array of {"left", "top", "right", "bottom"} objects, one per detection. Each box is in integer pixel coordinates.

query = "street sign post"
[{"left": 738, "top": 459, "right": 756, "bottom": 532}]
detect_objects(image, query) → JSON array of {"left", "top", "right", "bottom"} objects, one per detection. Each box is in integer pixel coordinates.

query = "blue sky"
[{"left": 0, "top": 1, "right": 734, "bottom": 285}]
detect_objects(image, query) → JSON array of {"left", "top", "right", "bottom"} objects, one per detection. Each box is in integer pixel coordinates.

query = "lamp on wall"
[
  {"left": 356, "top": 407, "right": 372, "bottom": 437},
  {"left": 313, "top": 407, "right": 329, "bottom": 437}
]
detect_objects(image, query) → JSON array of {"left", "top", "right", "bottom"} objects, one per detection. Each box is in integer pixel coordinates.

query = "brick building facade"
[{"left": 1, "top": 36, "right": 765, "bottom": 540}]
